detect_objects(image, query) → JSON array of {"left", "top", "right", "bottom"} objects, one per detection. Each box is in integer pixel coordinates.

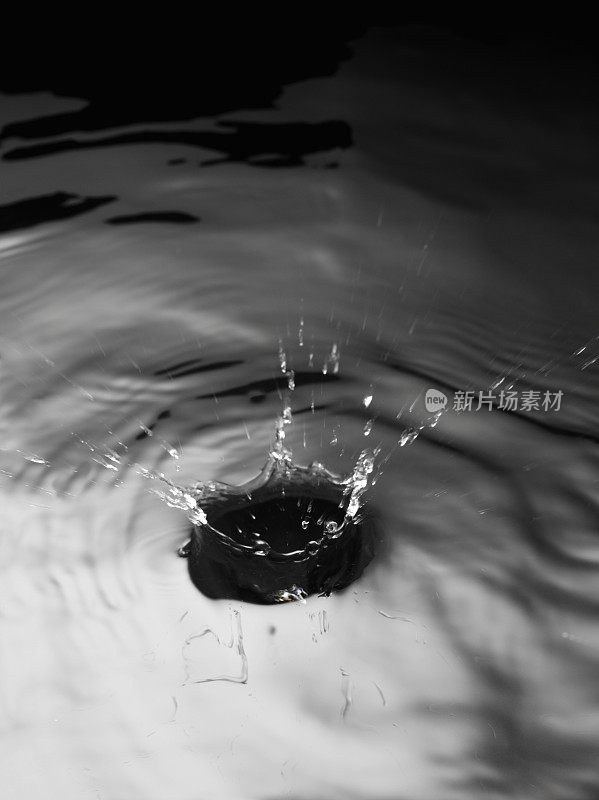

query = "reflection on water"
[{"left": 2, "top": 24, "right": 599, "bottom": 800}]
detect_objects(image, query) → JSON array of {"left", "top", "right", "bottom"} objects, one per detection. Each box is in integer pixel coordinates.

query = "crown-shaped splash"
[
  {"left": 171, "top": 421, "right": 378, "bottom": 604},
  {"left": 143, "top": 347, "right": 380, "bottom": 604}
]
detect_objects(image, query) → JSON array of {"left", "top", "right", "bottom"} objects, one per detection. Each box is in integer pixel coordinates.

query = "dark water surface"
[{"left": 1, "top": 26, "right": 599, "bottom": 800}]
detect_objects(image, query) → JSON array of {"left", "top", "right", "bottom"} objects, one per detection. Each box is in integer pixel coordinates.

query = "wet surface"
[{"left": 1, "top": 20, "right": 599, "bottom": 800}]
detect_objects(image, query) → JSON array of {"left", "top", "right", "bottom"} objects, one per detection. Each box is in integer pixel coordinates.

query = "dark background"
[{"left": 0, "top": 14, "right": 596, "bottom": 131}]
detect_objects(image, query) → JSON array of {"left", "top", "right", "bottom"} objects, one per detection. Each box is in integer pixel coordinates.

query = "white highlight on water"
[
  {"left": 274, "top": 585, "right": 308, "bottom": 603},
  {"left": 322, "top": 343, "right": 340, "bottom": 375},
  {"left": 343, "top": 448, "right": 377, "bottom": 520}
]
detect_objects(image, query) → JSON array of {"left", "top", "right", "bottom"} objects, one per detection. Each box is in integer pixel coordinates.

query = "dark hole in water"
[{"left": 185, "top": 495, "right": 377, "bottom": 605}]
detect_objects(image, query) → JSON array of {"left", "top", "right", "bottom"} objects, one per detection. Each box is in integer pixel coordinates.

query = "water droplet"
[
  {"left": 274, "top": 585, "right": 307, "bottom": 603},
  {"left": 253, "top": 539, "right": 271, "bottom": 556},
  {"left": 278, "top": 340, "right": 287, "bottom": 374},
  {"left": 16, "top": 451, "right": 49, "bottom": 466},
  {"left": 398, "top": 428, "right": 419, "bottom": 447},
  {"left": 343, "top": 448, "right": 376, "bottom": 520},
  {"left": 322, "top": 343, "right": 339, "bottom": 375},
  {"left": 138, "top": 422, "right": 153, "bottom": 437}
]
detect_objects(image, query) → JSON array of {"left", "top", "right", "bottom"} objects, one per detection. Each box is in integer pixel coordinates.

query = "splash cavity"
[{"left": 176, "top": 436, "right": 379, "bottom": 605}]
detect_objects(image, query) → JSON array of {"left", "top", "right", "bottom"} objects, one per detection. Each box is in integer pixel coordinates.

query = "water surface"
[{"left": 1, "top": 26, "right": 599, "bottom": 800}]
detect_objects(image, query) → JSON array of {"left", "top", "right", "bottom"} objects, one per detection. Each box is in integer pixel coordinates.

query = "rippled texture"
[{"left": 2, "top": 26, "right": 599, "bottom": 800}]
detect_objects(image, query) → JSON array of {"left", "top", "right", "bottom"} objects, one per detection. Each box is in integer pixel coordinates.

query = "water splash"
[
  {"left": 343, "top": 448, "right": 378, "bottom": 520},
  {"left": 272, "top": 405, "right": 293, "bottom": 464},
  {"left": 169, "top": 411, "right": 380, "bottom": 568},
  {"left": 278, "top": 339, "right": 295, "bottom": 390},
  {"left": 135, "top": 466, "right": 208, "bottom": 526},
  {"left": 273, "top": 343, "right": 296, "bottom": 461},
  {"left": 3, "top": 340, "right": 382, "bottom": 573}
]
